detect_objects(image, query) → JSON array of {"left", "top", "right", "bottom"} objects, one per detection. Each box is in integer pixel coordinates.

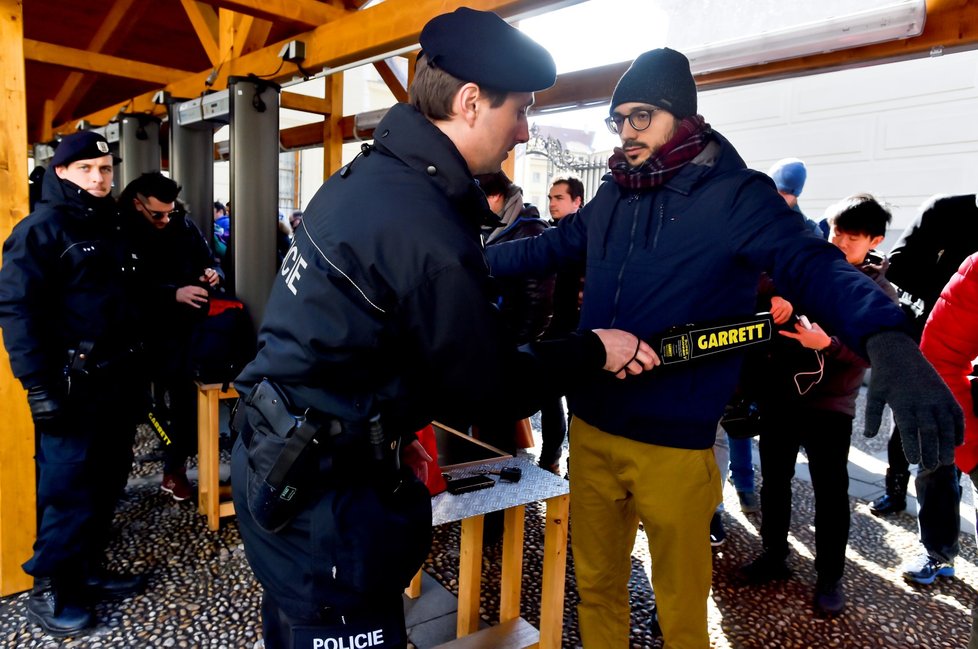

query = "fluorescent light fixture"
[{"left": 685, "top": 0, "right": 926, "bottom": 75}]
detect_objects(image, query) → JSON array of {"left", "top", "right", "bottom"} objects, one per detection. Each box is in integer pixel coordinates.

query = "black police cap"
[
  {"left": 50, "top": 131, "right": 121, "bottom": 168},
  {"left": 420, "top": 7, "right": 556, "bottom": 92}
]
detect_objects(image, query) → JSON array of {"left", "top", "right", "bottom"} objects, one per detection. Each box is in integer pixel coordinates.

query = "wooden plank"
[
  {"left": 457, "top": 515, "right": 484, "bottom": 637},
  {"left": 534, "top": 0, "right": 978, "bottom": 112},
  {"left": 205, "top": 0, "right": 348, "bottom": 27},
  {"left": 54, "top": 0, "right": 585, "bottom": 134},
  {"left": 499, "top": 505, "right": 525, "bottom": 622},
  {"left": 404, "top": 569, "right": 422, "bottom": 599},
  {"left": 433, "top": 617, "right": 539, "bottom": 649},
  {"left": 39, "top": 99, "right": 54, "bottom": 143},
  {"left": 538, "top": 494, "right": 569, "bottom": 649},
  {"left": 372, "top": 59, "right": 408, "bottom": 103},
  {"left": 181, "top": 0, "right": 220, "bottom": 65},
  {"left": 49, "top": 0, "right": 142, "bottom": 123},
  {"left": 24, "top": 39, "right": 194, "bottom": 85},
  {"left": 281, "top": 91, "right": 332, "bottom": 115},
  {"left": 325, "top": 74, "right": 344, "bottom": 177},
  {"left": 0, "top": 0, "right": 34, "bottom": 596},
  {"left": 238, "top": 17, "right": 272, "bottom": 56}
]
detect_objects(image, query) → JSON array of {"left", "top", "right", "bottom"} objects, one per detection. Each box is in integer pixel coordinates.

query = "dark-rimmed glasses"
[
  {"left": 136, "top": 193, "right": 181, "bottom": 221},
  {"left": 605, "top": 108, "right": 660, "bottom": 134}
]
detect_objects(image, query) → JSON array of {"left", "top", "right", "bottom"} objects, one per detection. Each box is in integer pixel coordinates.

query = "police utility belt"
[
  {"left": 649, "top": 312, "right": 773, "bottom": 366},
  {"left": 235, "top": 379, "right": 399, "bottom": 532}
]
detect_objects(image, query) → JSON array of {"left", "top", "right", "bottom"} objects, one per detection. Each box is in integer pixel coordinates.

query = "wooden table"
[
  {"left": 195, "top": 382, "right": 238, "bottom": 530},
  {"left": 429, "top": 457, "right": 570, "bottom": 649}
]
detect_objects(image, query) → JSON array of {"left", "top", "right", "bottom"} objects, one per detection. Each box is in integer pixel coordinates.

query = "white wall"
[{"left": 699, "top": 49, "right": 978, "bottom": 243}]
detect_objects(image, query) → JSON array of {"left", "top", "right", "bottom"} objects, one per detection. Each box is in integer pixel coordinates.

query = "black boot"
[
  {"left": 869, "top": 469, "right": 909, "bottom": 516},
  {"left": 83, "top": 567, "right": 148, "bottom": 601},
  {"left": 26, "top": 577, "right": 94, "bottom": 638}
]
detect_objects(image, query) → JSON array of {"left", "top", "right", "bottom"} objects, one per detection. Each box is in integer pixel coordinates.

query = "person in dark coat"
[
  {"left": 0, "top": 131, "right": 148, "bottom": 637},
  {"left": 120, "top": 172, "right": 220, "bottom": 501},
  {"left": 229, "top": 9, "right": 657, "bottom": 648},
  {"left": 487, "top": 48, "right": 962, "bottom": 648}
]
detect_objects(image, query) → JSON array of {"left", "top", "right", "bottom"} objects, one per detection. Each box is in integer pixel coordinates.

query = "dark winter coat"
[
  {"left": 0, "top": 170, "right": 139, "bottom": 389},
  {"left": 488, "top": 131, "right": 906, "bottom": 451}
]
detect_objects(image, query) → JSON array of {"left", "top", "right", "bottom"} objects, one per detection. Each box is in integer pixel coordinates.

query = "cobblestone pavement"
[{"left": 1, "top": 393, "right": 975, "bottom": 648}]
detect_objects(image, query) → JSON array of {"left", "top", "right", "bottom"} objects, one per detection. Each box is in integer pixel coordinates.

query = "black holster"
[{"left": 238, "top": 379, "right": 340, "bottom": 532}]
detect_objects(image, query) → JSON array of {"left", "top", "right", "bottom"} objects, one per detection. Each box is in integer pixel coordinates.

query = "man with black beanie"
[{"left": 488, "top": 47, "right": 962, "bottom": 647}]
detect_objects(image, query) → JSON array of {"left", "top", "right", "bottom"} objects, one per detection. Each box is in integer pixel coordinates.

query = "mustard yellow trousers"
[{"left": 569, "top": 418, "right": 722, "bottom": 648}]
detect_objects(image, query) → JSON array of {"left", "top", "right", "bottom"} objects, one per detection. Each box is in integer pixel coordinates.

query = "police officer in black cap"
[
  {"left": 230, "top": 7, "right": 657, "bottom": 648},
  {"left": 0, "top": 130, "right": 148, "bottom": 637}
]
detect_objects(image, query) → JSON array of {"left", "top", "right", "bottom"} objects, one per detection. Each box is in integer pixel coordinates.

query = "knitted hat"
[
  {"left": 610, "top": 48, "right": 698, "bottom": 119},
  {"left": 768, "top": 158, "right": 807, "bottom": 196},
  {"left": 420, "top": 8, "right": 556, "bottom": 92},
  {"left": 50, "top": 131, "right": 121, "bottom": 167}
]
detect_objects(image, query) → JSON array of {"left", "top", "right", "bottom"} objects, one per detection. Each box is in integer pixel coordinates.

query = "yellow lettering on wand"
[{"left": 148, "top": 411, "right": 172, "bottom": 446}]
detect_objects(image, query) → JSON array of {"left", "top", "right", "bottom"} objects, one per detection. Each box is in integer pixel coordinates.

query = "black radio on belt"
[{"left": 649, "top": 312, "right": 774, "bottom": 366}]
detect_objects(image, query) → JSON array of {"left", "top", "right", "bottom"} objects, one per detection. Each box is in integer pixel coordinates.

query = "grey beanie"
[{"left": 610, "top": 48, "right": 697, "bottom": 119}]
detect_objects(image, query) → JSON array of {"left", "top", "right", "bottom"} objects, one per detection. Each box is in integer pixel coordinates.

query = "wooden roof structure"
[{"left": 1, "top": 0, "right": 977, "bottom": 596}]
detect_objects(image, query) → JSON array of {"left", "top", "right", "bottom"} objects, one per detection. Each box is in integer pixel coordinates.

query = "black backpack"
[{"left": 191, "top": 298, "right": 257, "bottom": 389}]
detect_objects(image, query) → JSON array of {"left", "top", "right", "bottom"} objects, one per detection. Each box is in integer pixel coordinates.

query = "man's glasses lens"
[
  {"left": 137, "top": 194, "right": 179, "bottom": 220},
  {"left": 605, "top": 109, "right": 655, "bottom": 134}
]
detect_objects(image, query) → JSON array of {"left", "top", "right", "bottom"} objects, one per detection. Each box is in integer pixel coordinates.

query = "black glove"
[
  {"left": 864, "top": 330, "right": 964, "bottom": 469},
  {"left": 26, "top": 384, "right": 67, "bottom": 435}
]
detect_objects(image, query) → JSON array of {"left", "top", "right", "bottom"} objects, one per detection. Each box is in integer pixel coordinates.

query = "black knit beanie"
[{"left": 610, "top": 48, "right": 697, "bottom": 119}]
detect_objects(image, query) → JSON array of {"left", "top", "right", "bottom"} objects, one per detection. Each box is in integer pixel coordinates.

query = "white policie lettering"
[
  {"left": 310, "top": 628, "right": 384, "bottom": 648},
  {"left": 281, "top": 243, "right": 308, "bottom": 296}
]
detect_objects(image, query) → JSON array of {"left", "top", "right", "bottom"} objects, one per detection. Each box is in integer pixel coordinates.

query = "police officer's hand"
[
  {"left": 864, "top": 330, "right": 964, "bottom": 469},
  {"left": 27, "top": 384, "right": 67, "bottom": 435},
  {"left": 593, "top": 329, "right": 660, "bottom": 379},
  {"left": 401, "top": 439, "right": 432, "bottom": 485},
  {"left": 176, "top": 285, "right": 209, "bottom": 308}
]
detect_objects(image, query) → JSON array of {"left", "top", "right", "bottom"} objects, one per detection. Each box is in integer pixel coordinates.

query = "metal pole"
[{"left": 168, "top": 104, "right": 216, "bottom": 242}]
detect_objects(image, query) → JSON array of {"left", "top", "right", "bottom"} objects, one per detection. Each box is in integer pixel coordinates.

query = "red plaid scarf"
[{"left": 608, "top": 115, "right": 712, "bottom": 190}]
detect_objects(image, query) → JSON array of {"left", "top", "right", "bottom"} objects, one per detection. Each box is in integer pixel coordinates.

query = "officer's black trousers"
[
  {"left": 23, "top": 374, "right": 139, "bottom": 583},
  {"left": 260, "top": 590, "right": 407, "bottom": 649}
]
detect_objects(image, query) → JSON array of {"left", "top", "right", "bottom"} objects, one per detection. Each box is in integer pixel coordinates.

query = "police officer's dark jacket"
[
  {"left": 235, "top": 102, "right": 602, "bottom": 616},
  {"left": 237, "top": 102, "right": 602, "bottom": 439},
  {"left": 0, "top": 169, "right": 138, "bottom": 389},
  {"left": 488, "top": 131, "right": 907, "bottom": 451}
]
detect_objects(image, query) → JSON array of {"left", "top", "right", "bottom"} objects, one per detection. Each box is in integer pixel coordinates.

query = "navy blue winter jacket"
[{"left": 488, "top": 132, "right": 906, "bottom": 450}]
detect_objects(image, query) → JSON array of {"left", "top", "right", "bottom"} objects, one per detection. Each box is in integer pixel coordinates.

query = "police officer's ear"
[{"left": 456, "top": 83, "right": 482, "bottom": 126}]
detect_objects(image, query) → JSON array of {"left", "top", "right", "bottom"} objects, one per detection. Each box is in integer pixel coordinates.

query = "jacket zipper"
[{"left": 610, "top": 193, "right": 643, "bottom": 327}]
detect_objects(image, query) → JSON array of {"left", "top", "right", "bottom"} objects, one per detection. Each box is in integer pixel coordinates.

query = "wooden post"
[
  {"left": 324, "top": 74, "right": 344, "bottom": 179},
  {"left": 0, "top": 0, "right": 36, "bottom": 596}
]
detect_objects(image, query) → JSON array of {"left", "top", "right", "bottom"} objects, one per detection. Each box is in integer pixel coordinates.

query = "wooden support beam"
[
  {"left": 54, "top": 0, "right": 585, "bottom": 134},
  {"left": 372, "top": 59, "right": 408, "bottom": 103},
  {"left": 40, "top": 99, "right": 54, "bottom": 143},
  {"left": 180, "top": 0, "right": 220, "bottom": 66},
  {"left": 238, "top": 17, "right": 273, "bottom": 56},
  {"left": 204, "top": 0, "right": 348, "bottom": 27},
  {"left": 24, "top": 40, "right": 195, "bottom": 86},
  {"left": 0, "top": 0, "right": 35, "bottom": 598},
  {"left": 281, "top": 91, "right": 332, "bottom": 115},
  {"left": 49, "top": 0, "right": 144, "bottom": 124},
  {"left": 534, "top": 0, "right": 978, "bottom": 112},
  {"left": 324, "top": 74, "right": 344, "bottom": 177}
]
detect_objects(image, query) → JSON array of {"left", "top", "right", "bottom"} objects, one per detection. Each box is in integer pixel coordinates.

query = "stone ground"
[{"left": 1, "top": 392, "right": 976, "bottom": 648}]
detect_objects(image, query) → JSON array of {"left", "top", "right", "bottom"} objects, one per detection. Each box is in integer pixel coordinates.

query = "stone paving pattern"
[{"left": 1, "top": 392, "right": 976, "bottom": 648}]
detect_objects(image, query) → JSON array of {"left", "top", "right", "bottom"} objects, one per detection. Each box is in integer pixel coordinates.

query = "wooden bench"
[{"left": 196, "top": 382, "right": 238, "bottom": 530}]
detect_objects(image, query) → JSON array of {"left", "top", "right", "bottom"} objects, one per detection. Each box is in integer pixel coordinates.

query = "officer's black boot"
[
  {"left": 26, "top": 577, "right": 94, "bottom": 638},
  {"left": 83, "top": 567, "right": 148, "bottom": 601},
  {"left": 869, "top": 469, "right": 909, "bottom": 516}
]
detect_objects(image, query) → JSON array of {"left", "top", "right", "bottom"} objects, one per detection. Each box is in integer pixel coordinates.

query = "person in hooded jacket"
[
  {"left": 0, "top": 131, "right": 147, "bottom": 637},
  {"left": 487, "top": 48, "right": 962, "bottom": 648},
  {"left": 229, "top": 9, "right": 656, "bottom": 648},
  {"left": 119, "top": 172, "right": 220, "bottom": 501}
]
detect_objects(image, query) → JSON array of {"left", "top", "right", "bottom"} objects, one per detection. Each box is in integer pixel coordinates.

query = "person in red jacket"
[{"left": 920, "top": 250, "right": 978, "bottom": 647}]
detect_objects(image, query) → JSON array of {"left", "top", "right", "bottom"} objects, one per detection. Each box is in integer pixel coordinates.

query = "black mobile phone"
[{"left": 445, "top": 474, "right": 495, "bottom": 495}]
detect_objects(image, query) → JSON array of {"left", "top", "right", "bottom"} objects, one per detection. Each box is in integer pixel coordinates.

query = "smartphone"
[{"left": 445, "top": 474, "right": 495, "bottom": 495}]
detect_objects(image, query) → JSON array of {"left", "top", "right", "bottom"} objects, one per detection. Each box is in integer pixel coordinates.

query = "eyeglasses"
[
  {"left": 136, "top": 194, "right": 181, "bottom": 221},
  {"left": 605, "top": 108, "right": 660, "bottom": 134}
]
